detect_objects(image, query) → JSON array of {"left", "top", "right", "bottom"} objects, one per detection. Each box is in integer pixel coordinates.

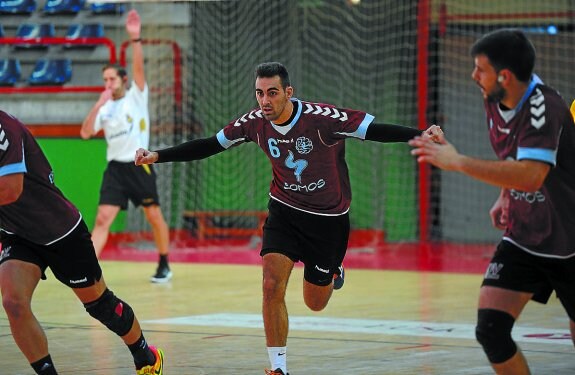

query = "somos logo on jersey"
[{"left": 283, "top": 178, "right": 326, "bottom": 192}]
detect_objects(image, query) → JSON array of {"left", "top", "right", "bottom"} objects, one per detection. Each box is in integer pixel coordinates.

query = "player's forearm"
[
  {"left": 155, "top": 135, "right": 225, "bottom": 163},
  {"left": 365, "top": 123, "right": 422, "bottom": 143},
  {"left": 131, "top": 39, "right": 146, "bottom": 91},
  {"left": 456, "top": 157, "right": 549, "bottom": 192},
  {"left": 80, "top": 107, "right": 100, "bottom": 139}
]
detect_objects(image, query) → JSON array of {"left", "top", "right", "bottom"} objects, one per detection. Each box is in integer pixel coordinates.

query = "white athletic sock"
[{"left": 267, "top": 346, "right": 287, "bottom": 373}]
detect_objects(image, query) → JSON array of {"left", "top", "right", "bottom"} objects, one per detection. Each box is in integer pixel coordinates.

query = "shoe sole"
[
  {"left": 150, "top": 271, "right": 173, "bottom": 283},
  {"left": 156, "top": 348, "right": 164, "bottom": 375}
]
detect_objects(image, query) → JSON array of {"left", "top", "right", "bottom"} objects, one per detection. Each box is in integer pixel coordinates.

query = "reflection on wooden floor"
[{"left": 1, "top": 261, "right": 574, "bottom": 374}]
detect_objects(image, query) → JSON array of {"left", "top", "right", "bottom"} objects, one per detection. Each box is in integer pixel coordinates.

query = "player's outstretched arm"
[
  {"left": 135, "top": 135, "right": 226, "bottom": 165},
  {"left": 365, "top": 123, "right": 442, "bottom": 143}
]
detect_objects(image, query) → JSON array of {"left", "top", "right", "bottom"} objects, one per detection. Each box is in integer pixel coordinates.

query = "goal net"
[{"left": 124, "top": 0, "right": 575, "bottom": 252}]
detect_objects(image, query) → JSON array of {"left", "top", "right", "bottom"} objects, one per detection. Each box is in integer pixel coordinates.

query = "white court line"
[{"left": 144, "top": 313, "right": 572, "bottom": 346}]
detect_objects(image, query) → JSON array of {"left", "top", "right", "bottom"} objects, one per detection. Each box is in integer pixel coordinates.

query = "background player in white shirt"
[{"left": 81, "top": 9, "right": 171, "bottom": 283}]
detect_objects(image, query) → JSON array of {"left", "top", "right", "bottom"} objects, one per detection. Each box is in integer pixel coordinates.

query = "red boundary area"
[{"left": 101, "top": 230, "right": 493, "bottom": 274}]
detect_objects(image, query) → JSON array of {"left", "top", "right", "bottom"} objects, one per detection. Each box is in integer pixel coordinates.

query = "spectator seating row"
[
  {"left": 0, "top": 0, "right": 124, "bottom": 15},
  {"left": 0, "top": 22, "right": 105, "bottom": 48},
  {"left": 0, "top": 58, "right": 72, "bottom": 85}
]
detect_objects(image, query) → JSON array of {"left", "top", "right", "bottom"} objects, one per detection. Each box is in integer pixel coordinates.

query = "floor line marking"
[{"left": 143, "top": 313, "right": 572, "bottom": 346}]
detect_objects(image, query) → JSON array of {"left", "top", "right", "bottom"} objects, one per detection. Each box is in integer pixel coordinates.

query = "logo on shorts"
[
  {"left": 0, "top": 246, "right": 11, "bottom": 262},
  {"left": 484, "top": 262, "right": 504, "bottom": 280},
  {"left": 315, "top": 265, "right": 330, "bottom": 274},
  {"left": 69, "top": 277, "right": 88, "bottom": 284}
]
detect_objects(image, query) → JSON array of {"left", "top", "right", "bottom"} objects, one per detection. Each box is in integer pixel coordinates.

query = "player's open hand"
[
  {"left": 409, "top": 135, "right": 461, "bottom": 171},
  {"left": 135, "top": 148, "right": 158, "bottom": 166},
  {"left": 125, "top": 9, "right": 141, "bottom": 39}
]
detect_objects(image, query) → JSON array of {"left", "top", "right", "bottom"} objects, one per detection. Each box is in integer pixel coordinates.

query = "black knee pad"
[
  {"left": 84, "top": 289, "right": 135, "bottom": 337},
  {"left": 475, "top": 308, "right": 517, "bottom": 364}
]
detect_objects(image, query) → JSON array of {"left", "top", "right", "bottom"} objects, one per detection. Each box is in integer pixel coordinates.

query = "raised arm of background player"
[{"left": 135, "top": 123, "right": 442, "bottom": 165}]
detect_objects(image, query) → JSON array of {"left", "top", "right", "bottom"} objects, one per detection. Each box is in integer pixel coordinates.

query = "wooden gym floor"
[{"left": 1, "top": 240, "right": 574, "bottom": 374}]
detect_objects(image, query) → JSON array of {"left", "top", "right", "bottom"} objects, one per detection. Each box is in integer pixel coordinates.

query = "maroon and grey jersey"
[
  {"left": 485, "top": 75, "right": 575, "bottom": 257},
  {"left": 216, "top": 98, "right": 374, "bottom": 215},
  {"left": 0, "top": 111, "right": 81, "bottom": 245}
]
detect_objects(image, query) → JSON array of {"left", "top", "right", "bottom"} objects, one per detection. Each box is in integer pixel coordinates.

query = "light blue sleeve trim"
[
  {"left": 216, "top": 129, "right": 244, "bottom": 149},
  {"left": 0, "top": 161, "right": 26, "bottom": 176},
  {"left": 0, "top": 141, "right": 27, "bottom": 176},
  {"left": 517, "top": 147, "right": 556, "bottom": 166},
  {"left": 334, "top": 113, "right": 375, "bottom": 140}
]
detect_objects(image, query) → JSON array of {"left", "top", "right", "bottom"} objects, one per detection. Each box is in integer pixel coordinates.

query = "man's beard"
[{"left": 487, "top": 84, "right": 506, "bottom": 103}]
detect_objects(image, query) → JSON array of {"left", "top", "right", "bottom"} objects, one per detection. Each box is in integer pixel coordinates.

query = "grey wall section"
[{"left": 439, "top": 63, "right": 502, "bottom": 242}]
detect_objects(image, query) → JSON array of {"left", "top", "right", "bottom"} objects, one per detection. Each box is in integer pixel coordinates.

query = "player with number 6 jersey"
[
  {"left": 135, "top": 61, "right": 442, "bottom": 375},
  {"left": 218, "top": 98, "right": 373, "bottom": 215}
]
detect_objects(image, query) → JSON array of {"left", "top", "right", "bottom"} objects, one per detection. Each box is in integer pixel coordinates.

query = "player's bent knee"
[
  {"left": 84, "top": 289, "right": 135, "bottom": 337},
  {"left": 475, "top": 308, "right": 517, "bottom": 364}
]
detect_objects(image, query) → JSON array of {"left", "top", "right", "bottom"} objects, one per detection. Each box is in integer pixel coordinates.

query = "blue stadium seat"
[
  {"left": 28, "top": 59, "right": 72, "bottom": 85},
  {"left": 64, "top": 23, "right": 104, "bottom": 48},
  {"left": 15, "top": 23, "right": 55, "bottom": 49},
  {"left": 0, "top": 59, "right": 22, "bottom": 86},
  {"left": 90, "top": 2, "right": 124, "bottom": 15},
  {"left": 43, "top": 0, "right": 85, "bottom": 14},
  {"left": 0, "top": 0, "right": 36, "bottom": 14},
  {"left": 0, "top": 24, "right": 5, "bottom": 37}
]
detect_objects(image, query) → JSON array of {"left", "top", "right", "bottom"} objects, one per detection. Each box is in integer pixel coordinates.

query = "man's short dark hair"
[
  {"left": 255, "top": 62, "right": 291, "bottom": 89},
  {"left": 102, "top": 63, "right": 128, "bottom": 80},
  {"left": 470, "top": 29, "right": 535, "bottom": 82}
]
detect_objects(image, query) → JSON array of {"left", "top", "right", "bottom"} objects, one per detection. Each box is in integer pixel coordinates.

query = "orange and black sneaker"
[
  {"left": 265, "top": 368, "right": 289, "bottom": 375},
  {"left": 136, "top": 346, "right": 164, "bottom": 375},
  {"left": 333, "top": 264, "right": 345, "bottom": 290}
]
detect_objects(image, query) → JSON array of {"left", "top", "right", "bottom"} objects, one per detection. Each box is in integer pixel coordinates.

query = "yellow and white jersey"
[{"left": 94, "top": 82, "right": 150, "bottom": 162}]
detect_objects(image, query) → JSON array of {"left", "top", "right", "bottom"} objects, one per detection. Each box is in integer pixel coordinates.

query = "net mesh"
[{"left": 122, "top": 0, "right": 575, "bottom": 250}]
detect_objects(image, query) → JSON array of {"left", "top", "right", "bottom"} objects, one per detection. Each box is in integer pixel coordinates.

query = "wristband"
[{"left": 131, "top": 38, "right": 142, "bottom": 43}]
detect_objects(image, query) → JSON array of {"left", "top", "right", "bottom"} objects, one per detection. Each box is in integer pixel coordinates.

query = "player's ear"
[
  {"left": 286, "top": 86, "right": 293, "bottom": 99},
  {"left": 497, "top": 69, "right": 510, "bottom": 84}
]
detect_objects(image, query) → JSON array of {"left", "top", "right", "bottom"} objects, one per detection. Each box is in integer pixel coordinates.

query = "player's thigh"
[
  {"left": 46, "top": 221, "right": 103, "bottom": 289},
  {"left": 95, "top": 204, "right": 121, "bottom": 225},
  {"left": 547, "top": 256, "right": 575, "bottom": 322},
  {"left": 300, "top": 213, "right": 349, "bottom": 286},
  {"left": 0, "top": 259, "right": 42, "bottom": 302},
  {"left": 478, "top": 286, "right": 533, "bottom": 318}
]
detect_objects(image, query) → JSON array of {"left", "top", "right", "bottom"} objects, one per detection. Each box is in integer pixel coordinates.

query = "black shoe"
[{"left": 150, "top": 265, "right": 172, "bottom": 283}]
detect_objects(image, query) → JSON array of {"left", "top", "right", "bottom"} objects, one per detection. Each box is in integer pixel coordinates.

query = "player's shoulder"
[
  {"left": 535, "top": 84, "right": 569, "bottom": 110},
  {"left": 298, "top": 99, "right": 352, "bottom": 122},
  {"left": 232, "top": 107, "right": 265, "bottom": 127},
  {"left": 0, "top": 110, "right": 24, "bottom": 131},
  {"left": 527, "top": 84, "right": 571, "bottom": 126},
  {"left": 299, "top": 99, "right": 336, "bottom": 112}
]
